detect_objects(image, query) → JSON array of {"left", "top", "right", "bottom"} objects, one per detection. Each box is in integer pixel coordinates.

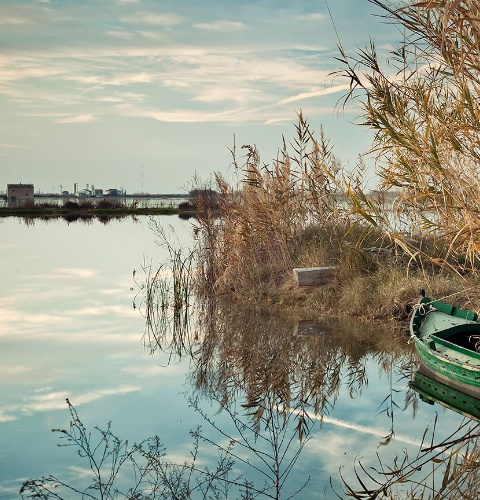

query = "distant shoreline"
[
  {"left": 0, "top": 205, "right": 200, "bottom": 221},
  {"left": 1, "top": 193, "right": 187, "bottom": 199}
]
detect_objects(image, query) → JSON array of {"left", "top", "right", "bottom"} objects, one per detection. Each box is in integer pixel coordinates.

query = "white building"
[{"left": 7, "top": 183, "right": 34, "bottom": 207}]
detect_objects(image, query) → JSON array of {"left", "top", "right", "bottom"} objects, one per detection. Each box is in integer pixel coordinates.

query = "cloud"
[
  {"left": 295, "top": 13, "right": 325, "bottom": 21},
  {"left": 0, "top": 309, "right": 68, "bottom": 333},
  {"left": 194, "top": 20, "right": 246, "bottom": 31},
  {"left": 0, "top": 16, "right": 31, "bottom": 25},
  {"left": 277, "top": 84, "right": 352, "bottom": 106},
  {"left": 291, "top": 408, "right": 423, "bottom": 448},
  {"left": 120, "top": 12, "right": 183, "bottom": 26},
  {"left": 321, "top": 415, "right": 422, "bottom": 447},
  {"left": 192, "top": 86, "right": 261, "bottom": 104},
  {"left": 78, "top": 73, "right": 156, "bottom": 96},
  {"left": 55, "top": 114, "right": 98, "bottom": 124},
  {"left": 0, "top": 411, "right": 16, "bottom": 423},
  {"left": 122, "top": 363, "right": 185, "bottom": 378},
  {"left": 70, "top": 304, "right": 137, "bottom": 318},
  {"left": 106, "top": 29, "right": 134, "bottom": 40},
  {"left": 55, "top": 267, "right": 97, "bottom": 278},
  {"left": 0, "top": 386, "right": 141, "bottom": 422}
]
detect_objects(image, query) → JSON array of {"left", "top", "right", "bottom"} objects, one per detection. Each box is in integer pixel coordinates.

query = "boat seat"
[
  {"left": 429, "top": 334, "right": 480, "bottom": 362},
  {"left": 431, "top": 301, "right": 478, "bottom": 321}
]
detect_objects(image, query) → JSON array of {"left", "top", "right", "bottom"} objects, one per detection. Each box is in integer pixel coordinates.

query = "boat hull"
[{"left": 410, "top": 295, "right": 480, "bottom": 389}]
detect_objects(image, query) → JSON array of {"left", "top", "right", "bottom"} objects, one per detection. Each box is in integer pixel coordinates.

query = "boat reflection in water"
[{"left": 410, "top": 363, "right": 480, "bottom": 422}]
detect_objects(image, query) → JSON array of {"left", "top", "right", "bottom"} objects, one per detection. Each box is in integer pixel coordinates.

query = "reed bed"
[
  {"left": 192, "top": 111, "right": 477, "bottom": 320},
  {"left": 334, "top": 0, "right": 480, "bottom": 276},
  {"left": 190, "top": 0, "right": 480, "bottom": 319},
  {"left": 195, "top": 114, "right": 366, "bottom": 301}
]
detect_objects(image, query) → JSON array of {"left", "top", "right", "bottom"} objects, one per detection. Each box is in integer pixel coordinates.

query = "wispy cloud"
[
  {"left": 194, "top": 20, "right": 246, "bottom": 31},
  {"left": 0, "top": 15, "right": 31, "bottom": 25},
  {"left": 0, "top": 0, "right": 395, "bottom": 190},
  {"left": 56, "top": 268, "right": 97, "bottom": 278},
  {"left": 277, "top": 84, "right": 352, "bottom": 105},
  {"left": 321, "top": 415, "right": 422, "bottom": 447},
  {"left": 295, "top": 13, "right": 325, "bottom": 21},
  {"left": 0, "top": 386, "right": 141, "bottom": 422},
  {"left": 106, "top": 29, "right": 135, "bottom": 40},
  {"left": 55, "top": 113, "right": 98, "bottom": 124},
  {"left": 120, "top": 12, "right": 183, "bottom": 26}
]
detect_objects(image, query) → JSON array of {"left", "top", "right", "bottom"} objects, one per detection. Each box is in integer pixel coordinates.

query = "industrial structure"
[{"left": 6, "top": 183, "right": 34, "bottom": 206}]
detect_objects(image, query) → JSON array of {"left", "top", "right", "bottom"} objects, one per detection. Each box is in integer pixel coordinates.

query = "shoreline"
[{"left": 0, "top": 206, "right": 197, "bottom": 219}]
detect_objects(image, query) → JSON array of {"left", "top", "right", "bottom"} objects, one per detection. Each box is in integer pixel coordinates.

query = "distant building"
[
  {"left": 106, "top": 188, "right": 122, "bottom": 197},
  {"left": 94, "top": 188, "right": 104, "bottom": 197},
  {"left": 7, "top": 183, "right": 34, "bottom": 207},
  {"left": 78, "top": 189, "right": 93, "bottom": 198}
]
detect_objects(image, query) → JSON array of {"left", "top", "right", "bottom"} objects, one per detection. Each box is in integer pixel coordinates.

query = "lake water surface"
[{"left": 0, "top": 215, "right": 475, "bottom": 499}]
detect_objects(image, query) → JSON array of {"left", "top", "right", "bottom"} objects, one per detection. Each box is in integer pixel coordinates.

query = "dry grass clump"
[
  {"left": 192, "top": 107, "right": 480, "bottom": 319},
  {"left": 194, "top": 113, "right": 388, "bottom": 306}
]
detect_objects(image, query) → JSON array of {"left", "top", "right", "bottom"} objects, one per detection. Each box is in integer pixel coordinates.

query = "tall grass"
[
  {"left": 195, "top": 113, "right": 376, "bottom": 301},
  {"left": 192, "top": 110, "right": 473, "bottom": 318},
  {"left": 333, "top": 0, "right": 480, "bottom": 275}
]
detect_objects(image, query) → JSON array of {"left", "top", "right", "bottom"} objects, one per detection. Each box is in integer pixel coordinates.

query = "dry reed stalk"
[
  {"left": 333, "top": 0, "right": 480, "bottom": 273},
  {"left": 194, "top": 112, "right": 351, "bottom": 298}
]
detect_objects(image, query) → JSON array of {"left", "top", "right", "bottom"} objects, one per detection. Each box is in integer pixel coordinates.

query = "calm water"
[{"left": 0, "top": 216, "right": 474, "bottom": 499}]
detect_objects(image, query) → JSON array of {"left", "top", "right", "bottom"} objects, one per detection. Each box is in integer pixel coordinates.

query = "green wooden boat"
[
  {"left": 410, "top": 293, "right": 480, "bottom": 391},
  {"left": 410, "top": 364, "right": 480, "bottom": 421}
]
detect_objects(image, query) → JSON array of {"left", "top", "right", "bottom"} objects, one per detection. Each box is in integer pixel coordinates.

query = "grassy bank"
[
  {"left": 190, "top": 112, "right": 480, "bottom": 322},
  {"left": 188, "top": 0, "right": 480, "bottom": 325},
  {"left": 0, "top": 198, "right": 190, "bottom": 220}
]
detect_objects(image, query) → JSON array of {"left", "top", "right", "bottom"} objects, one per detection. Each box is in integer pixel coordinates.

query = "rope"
[
  {"left": 418, "top": 284, "right": 480, "bottom": 308},
  {"left": 434, "top": 285, "right": 480, "bottom": 304},
  {"left": 413, "top": 285, "right": 478, "bottom": 316}
]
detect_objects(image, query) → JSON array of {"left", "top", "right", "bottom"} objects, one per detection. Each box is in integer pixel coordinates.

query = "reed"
[
  {"left": 194, "top": 113, "right": 378, "bottom": 301},
  {"left": 333, "top": 0, "right": 480, "bottom": 275},
  {"left": 191, "top": 111, "right": 476, "bottom": 319}
]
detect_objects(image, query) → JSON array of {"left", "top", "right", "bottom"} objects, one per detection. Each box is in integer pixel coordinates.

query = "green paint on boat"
[{"left": 410, "top": 294, "right": 480, "bottom": 390}]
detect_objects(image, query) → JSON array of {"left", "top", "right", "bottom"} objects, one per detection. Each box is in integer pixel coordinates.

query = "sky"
[{"left": 0, "top": 0, "right": 398, "bottom": 195}]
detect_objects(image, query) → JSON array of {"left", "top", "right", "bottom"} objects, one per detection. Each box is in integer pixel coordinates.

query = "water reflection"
[
  {"left": 14, "top": 213, "right": 143, "bottom": 225},
  {"left": 133, "top": 251, "right": 425, "bottom": 497},
  {"left": 8, "top": 216, "right": 480, "bottom": 499},
  {"left": 138, "top": 271, "right": 416, "bottom": 427},
  {"left": 134, "top": 226, "right": 480, "bottom": 497},
  {"left": 410, "top": 364, "right": 480, "bottom": 422},
  {"left": 339, "top": 366, "right": 480, "bottom": 498}
]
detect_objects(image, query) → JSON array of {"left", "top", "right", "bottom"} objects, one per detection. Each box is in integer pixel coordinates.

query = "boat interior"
[{"left": 443, "top": 331, "right": 480, "bottom": 352}]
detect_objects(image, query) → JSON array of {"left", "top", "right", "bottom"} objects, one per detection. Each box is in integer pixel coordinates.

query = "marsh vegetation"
[
  {"left": 188, "top": 0, "right": 480, "bottom": 321},
  {"left": 16, "top": 1, "right": 480, "bottom": 499}
]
